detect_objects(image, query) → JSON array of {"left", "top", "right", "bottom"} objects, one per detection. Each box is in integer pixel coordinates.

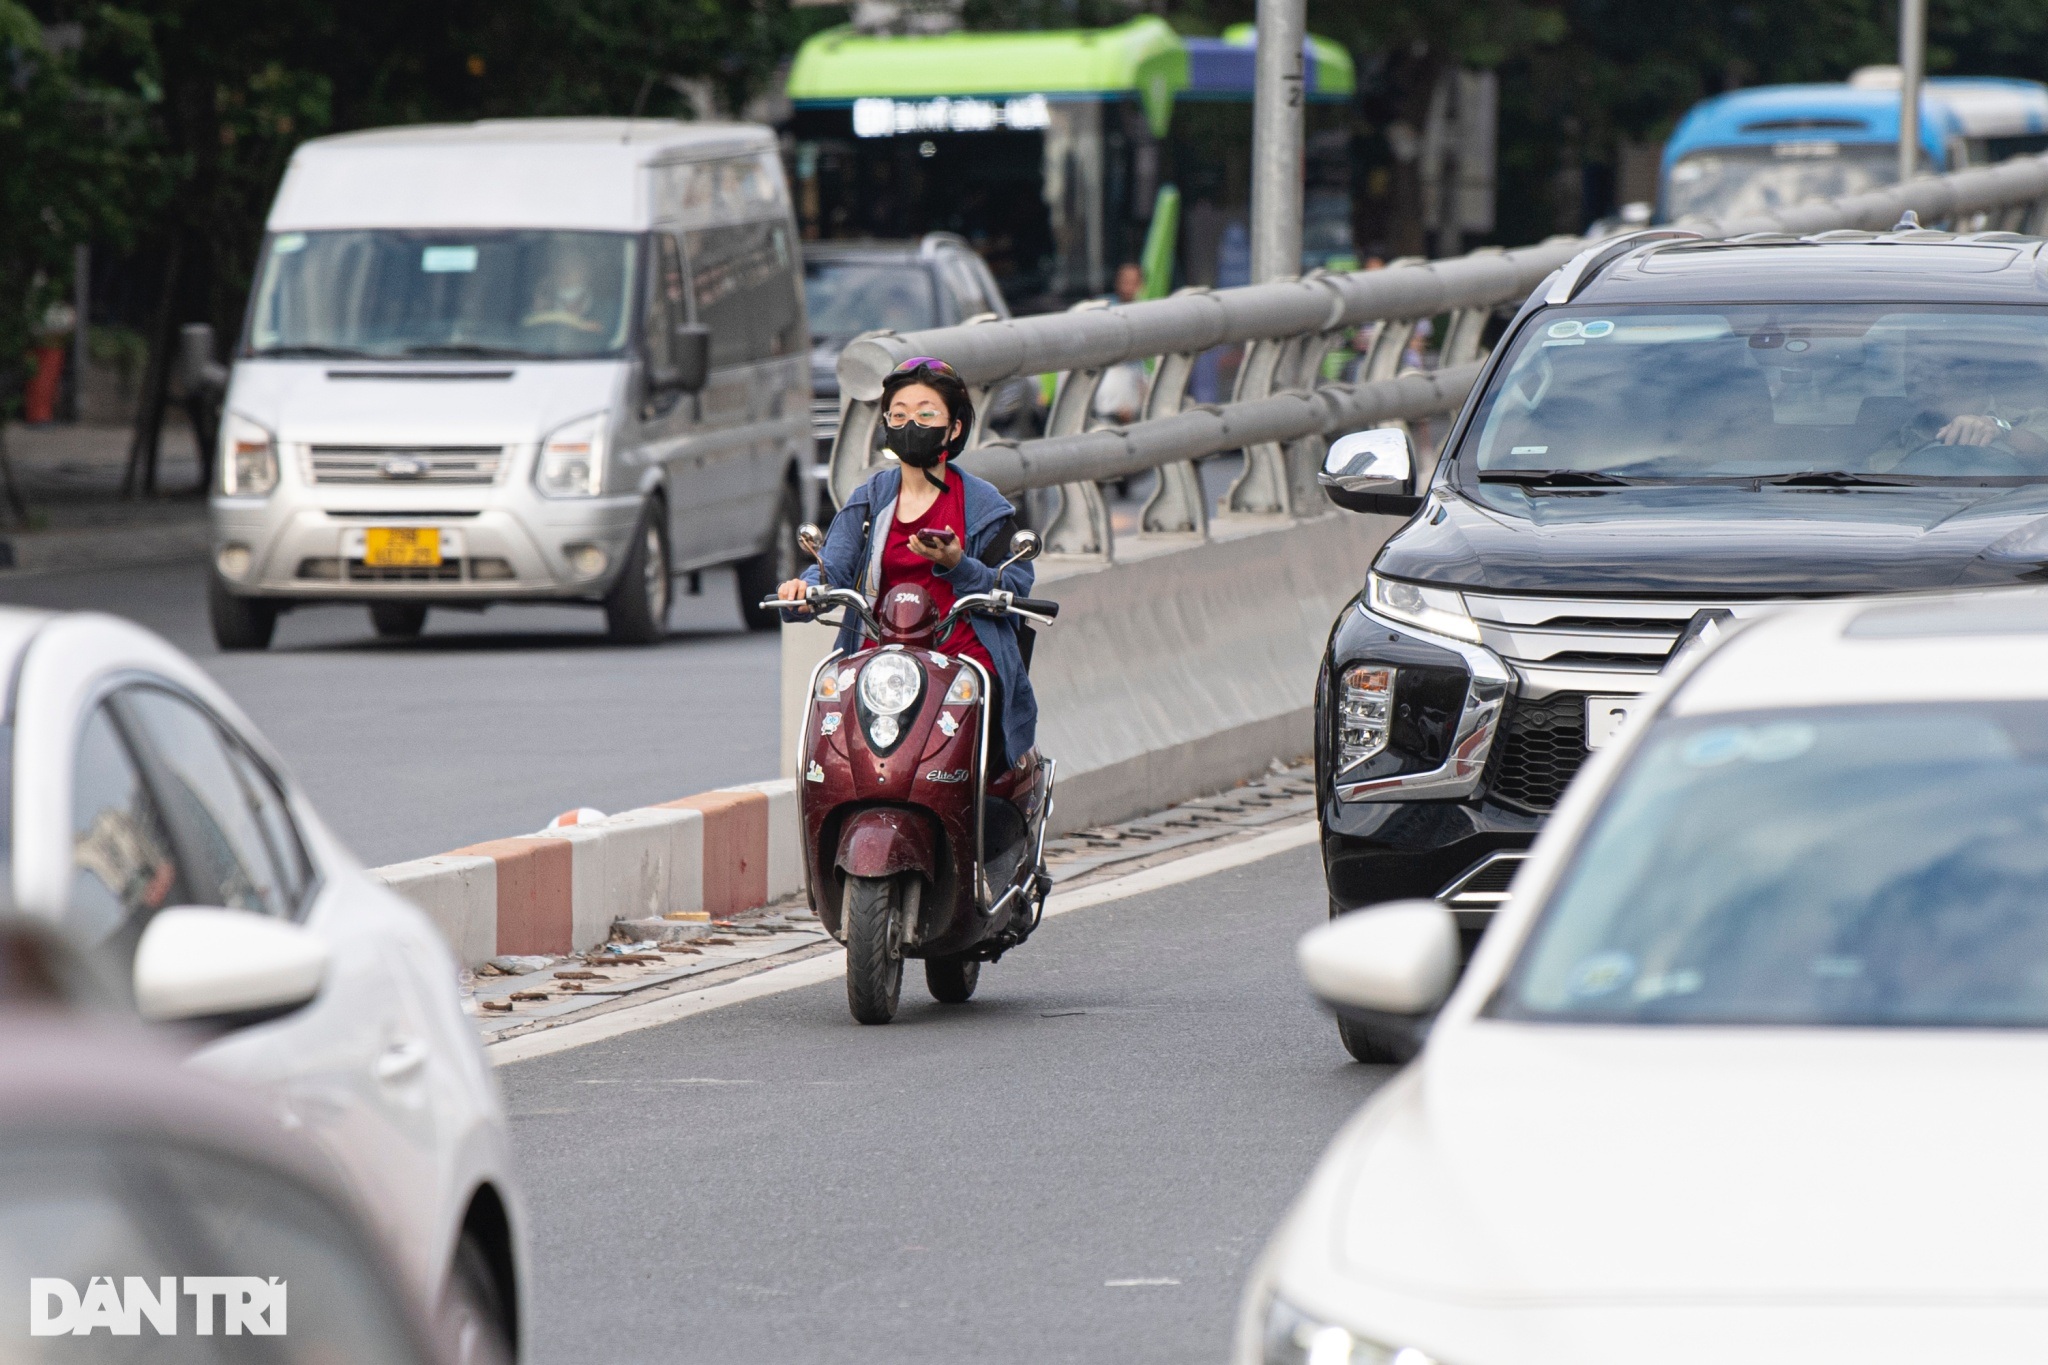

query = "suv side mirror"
[
  {"left": 1320, "top": 428, "right": 1423, "bottom": 516},
  {"left": 134, "top": 907, "right": 328, "bottom": 1026},
  {"left": 1297, "top": 900, "right": 1459, "bottom": 1018}
]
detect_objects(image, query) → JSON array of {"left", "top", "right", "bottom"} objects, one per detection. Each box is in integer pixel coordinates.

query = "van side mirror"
[
  {"left": 1320, "top": 428, "right": 1422, "bottom": 516},
  {"left": 1297, "top": 901, "right": 1459, "bottom": 1019},
  {"left": 672, "top": 323, "right": 710, "bottom": 394},
  {"left": 133, "top": 907, "right": 328, "bottom": 1026}
]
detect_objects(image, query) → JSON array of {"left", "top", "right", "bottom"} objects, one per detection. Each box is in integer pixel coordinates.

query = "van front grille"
[{"left": 307, "top": 446, "right": 506, "bottom": 485}]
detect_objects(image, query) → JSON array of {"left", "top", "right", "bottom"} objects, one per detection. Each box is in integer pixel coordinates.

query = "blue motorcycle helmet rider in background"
[{"left": 777, "top": 357, "right": 1040, "bottom": 773}]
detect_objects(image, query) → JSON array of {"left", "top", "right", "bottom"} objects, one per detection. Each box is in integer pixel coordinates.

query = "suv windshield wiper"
[
  {"left": 1764, "top": 470, "right": 1915, "bottom": 488},
  {"left": 1478, "top": 469, "right": 1631, "bottom": 488}
]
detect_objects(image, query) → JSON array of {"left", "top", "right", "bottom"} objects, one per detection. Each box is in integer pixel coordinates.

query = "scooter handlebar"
[{"left": 758, "top": 585, "right": 880, "bottom": 636}]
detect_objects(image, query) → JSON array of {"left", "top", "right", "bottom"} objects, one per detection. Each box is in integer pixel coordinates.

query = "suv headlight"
[
  {"left": 859, "top": 652, "right": 923, "bottom": 716},
  {"left": 1262, "top": 1296, "right": 1431, "bottom": 1365},
  {"left": 1366, "top": 572, "right": 1480, "bottom": 643},
  {"left": 218, "top": 413, "right": 278, "bottom": 497},
  {"left": 537, "top": 413, "right": 608, "bottom": 498}
]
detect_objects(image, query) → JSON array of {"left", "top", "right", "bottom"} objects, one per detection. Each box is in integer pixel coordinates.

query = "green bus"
[{"left": 785, "top": 18, "right": 1355, "bottom": 313}]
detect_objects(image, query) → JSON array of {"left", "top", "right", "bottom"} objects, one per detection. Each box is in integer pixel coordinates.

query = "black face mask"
[{"left": 885, "top": 421, "right": 949, "bottom": 468}]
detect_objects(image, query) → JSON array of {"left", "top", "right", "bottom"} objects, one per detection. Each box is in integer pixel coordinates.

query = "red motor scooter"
[{"left": 761, "top": 526, "right": 1059, "bottom": 1024}]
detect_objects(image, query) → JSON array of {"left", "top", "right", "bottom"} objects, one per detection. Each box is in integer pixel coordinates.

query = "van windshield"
[
  {"left": 1665, "top": 144, "right": 1898, "bottom": 221},
  {"left": 244, "top": 229, "right": 639, "bottom": 360},
  {"left": 1459, "top": 303, "right": 2048, "bottom": 483}
]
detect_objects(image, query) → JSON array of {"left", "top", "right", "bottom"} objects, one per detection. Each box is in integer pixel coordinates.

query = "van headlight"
[
  {"left": 1262, "top": 1297, "right": 1432, "bottom": 1365},
  {"left": 218, "top": 413, "right": 278, "bottom": 497},
  {"left": 537, "top": 413, "right": 608, "bottom": 498},
  {"left": 1366, "top": 572, "right": 1480, "bottom": 643}
]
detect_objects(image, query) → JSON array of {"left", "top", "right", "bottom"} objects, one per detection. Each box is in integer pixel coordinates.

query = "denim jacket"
[{"left": 795, "top": 465, "right": 1039, "bottom": 761}]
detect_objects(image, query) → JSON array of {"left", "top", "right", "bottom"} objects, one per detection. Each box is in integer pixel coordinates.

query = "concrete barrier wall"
[
  {"left": 367, "top": 783, "right": 802, "bottom": 967},
  {"left": 780, "top": 511, "right": 1398, "bottom": 835}
]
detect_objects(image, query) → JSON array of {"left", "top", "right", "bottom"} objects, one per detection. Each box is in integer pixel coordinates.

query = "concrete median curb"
[{"left": 367, "top": 781, "right": 804, "bottom": 967}]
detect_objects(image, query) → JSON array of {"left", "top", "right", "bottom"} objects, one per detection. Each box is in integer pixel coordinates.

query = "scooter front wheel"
[{"left": 844, "top": 875, "right": 905, "bottom": 1024}]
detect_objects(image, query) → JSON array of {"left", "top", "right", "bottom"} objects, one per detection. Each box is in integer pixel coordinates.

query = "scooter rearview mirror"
[
  {"left": 797, "top": 524, "right": 825, "bottom": 560},
  {"left": 998, "top": 529, "right": 1042, "bottom": 574}
]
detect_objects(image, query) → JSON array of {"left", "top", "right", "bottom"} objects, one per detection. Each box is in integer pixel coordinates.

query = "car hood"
[
  {"left": 1374, "top": 481, "right": 2048, "bottom": 595},
  {"left": 224, "top": 359, "right": 624, "bottom": 447},
  {"left": 1260, "top": 1025, "right": 2048, "bottom": 1364}
]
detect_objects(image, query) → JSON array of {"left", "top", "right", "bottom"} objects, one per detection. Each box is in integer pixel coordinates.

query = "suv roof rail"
[{"left": 1544, "top": 229, "right": 1704, "bottom": 305}]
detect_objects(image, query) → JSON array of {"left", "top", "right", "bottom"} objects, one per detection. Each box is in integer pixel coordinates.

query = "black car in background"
[
  {"left": 1316, "top": 226, "right": 2048, "bottom": 1059},
  {"left": 804, "top": 233, "right": 1042, "bottom": 498}
]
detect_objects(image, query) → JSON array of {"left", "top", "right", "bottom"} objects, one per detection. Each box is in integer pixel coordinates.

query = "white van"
[{"left": 208, "top": 119, "right": 811, "bottom": 648}]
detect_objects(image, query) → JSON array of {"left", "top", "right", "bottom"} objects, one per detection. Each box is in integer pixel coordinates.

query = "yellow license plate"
[{"left": 363, "top": 527, "right": 441, "bottom": 567}]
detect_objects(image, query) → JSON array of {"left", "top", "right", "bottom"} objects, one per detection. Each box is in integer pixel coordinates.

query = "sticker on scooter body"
[
  {"left": 937, "top": 713, "right": 959, "bottom": 737},
  {"left": 819, "top": 713, "right": 841, "bottom": 736},
  {"left": 924, "top": 768, "right": 971, "bottom": 784},
  {"left": 806, "top": 761, "right": 825, "bottom": 782}
]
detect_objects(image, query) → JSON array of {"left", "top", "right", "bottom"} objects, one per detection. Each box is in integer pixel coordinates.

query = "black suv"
[
  {"left": 804, "top": 234, "right": 1041, "bottom": 494},
  {"left": 1318, "top": 226, "right": 2048, "bottom": 1038}
]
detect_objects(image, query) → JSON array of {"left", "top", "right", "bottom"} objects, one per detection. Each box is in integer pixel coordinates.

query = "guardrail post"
[
  {"left": 1037, "top": 299, "right": 1116, "bottom": 558},
  {"left": 1137, "top": 350, "right": 1207, "bottom": 536},
  {"left": 1222, "top": 333, "right": 1302, "bottom": 515}
]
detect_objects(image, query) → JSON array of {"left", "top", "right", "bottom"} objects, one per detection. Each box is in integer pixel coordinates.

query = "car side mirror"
[
  {"left": 1320, "top": 428, "right": 1423, "bottom": 516},
  {"left": 133, "top": 907, "right": 329, "bottom": 1026},
  {"left": 1297, "top": 900, "right": 1459, "bottom": 1019},
  {"left": 797, "top": 523, "right": 825, "bottom": 560},
  {"left": 997, "top": 528, "right": 1041, "bottom": 574}
]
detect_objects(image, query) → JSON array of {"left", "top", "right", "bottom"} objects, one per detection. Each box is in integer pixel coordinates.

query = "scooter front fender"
[{"left": 835, "top": 807, "right": 940, "bottom": 882}]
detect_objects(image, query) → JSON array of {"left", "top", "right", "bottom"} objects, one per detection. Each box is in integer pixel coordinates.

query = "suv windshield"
[
  {"left": 245, "top": 229, "right": 639, "bottom": 360},
  {"left": 1461, "top": 303, "right": 2048, "bottom": 482},
  {"left": 1495, "top": 703, "right": 2048, "bottom": 1027},
  {"left": 1665, "top": 144, "right": 1899, "bottom": 221},
  {"left": 804, "top": 261, "right": 937, "bottom": 339}
]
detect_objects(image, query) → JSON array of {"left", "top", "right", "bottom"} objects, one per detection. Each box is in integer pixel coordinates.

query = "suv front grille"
[
  {"left": 1490, "top": 692, "right": 1589, "bottom": 812},
  {"left": 307, "top": 446, "right": 506, "bottom": 485},
  {"left": 1465, "top": 595, "right": 1727, "bottom": 674}
]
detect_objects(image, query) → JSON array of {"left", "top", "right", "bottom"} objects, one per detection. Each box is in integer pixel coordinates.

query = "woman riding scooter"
[{"left": 776, "top": 358, "right": 1039, "bottom": 772}]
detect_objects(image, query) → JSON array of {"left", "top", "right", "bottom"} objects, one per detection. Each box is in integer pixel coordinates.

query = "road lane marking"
[{"left": 489, "top": 818, "right": 1318, "bottom": 1066}]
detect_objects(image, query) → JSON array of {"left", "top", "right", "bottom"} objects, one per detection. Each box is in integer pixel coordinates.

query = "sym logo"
[{"left": 29, "top": 1277, "right": 287, "bottom": 1336}]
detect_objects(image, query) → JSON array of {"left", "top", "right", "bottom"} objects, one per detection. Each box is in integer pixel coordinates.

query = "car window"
[
  {"left": 939, "top": 253, "right": 993, "bottom": 319},
  {"left": 1494, "top": 701, "right": 2048, "bottom": 1027},
  {"left": 646, "top": 231, "right": 688, "bottom": 365},
  {"left": 113, "top": 688, "right": 301, "bottom": 920},
  {"left": 70, "top": 705, "right": 188, "bottom": 954},
  {"left": 684, "top": 220, "right": 803, "bottom": 367},
  {"left": 0, "top": 1133, "right": 431, "bottom": 1362},
  {"left": 803, "top": 261, "right": 939, "bottom": 338}
]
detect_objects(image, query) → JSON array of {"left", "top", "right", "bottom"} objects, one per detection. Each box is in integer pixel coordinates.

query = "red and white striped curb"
[{"left": 367, "top": 780, "right": 801, "bottom": 967}]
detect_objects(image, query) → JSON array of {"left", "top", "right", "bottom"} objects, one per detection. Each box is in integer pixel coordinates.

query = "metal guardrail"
[{"left": 830, "top": 151, "right": 2048, "bottom": 558}]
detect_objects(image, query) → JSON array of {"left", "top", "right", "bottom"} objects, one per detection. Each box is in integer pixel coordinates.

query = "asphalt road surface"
[
  {"left": 0, "top": 559, "right": 782, "bottom": 866},
  {"left": 501, "top": 841, "right": 1384, "bottom": 1365}
]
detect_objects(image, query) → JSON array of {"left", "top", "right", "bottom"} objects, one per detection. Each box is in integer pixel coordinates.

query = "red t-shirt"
[{"left": 874, "top": 479, "right": 996, "bottom": 675}]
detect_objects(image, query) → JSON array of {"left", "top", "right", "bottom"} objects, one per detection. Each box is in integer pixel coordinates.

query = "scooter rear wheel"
[
  {"left": 924, "top": 953, "right": 980, "bottom": 1004},
  {"left": 844, "top": 875, "right": 904, "bottom": 1025}
]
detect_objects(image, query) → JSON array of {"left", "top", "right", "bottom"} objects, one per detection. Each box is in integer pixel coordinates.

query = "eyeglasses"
[
  {"left": 882, "top": 408, "right": 949, "bottom": 429},
  {"left": 895, "top": 356, "right": 958, "bottom": 376}
]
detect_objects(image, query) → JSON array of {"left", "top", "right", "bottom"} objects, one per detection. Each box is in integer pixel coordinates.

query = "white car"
[
  {"left": 0, "top": 607, "right": 524, "bottom": 1359},
  {"left": 1243, "top": 589, "right": 2048, "bottom": 1365}
]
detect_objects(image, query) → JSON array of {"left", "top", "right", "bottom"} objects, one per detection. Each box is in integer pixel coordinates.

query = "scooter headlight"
[{"left": 859, "top": 652, "right": 923, "bottom": 716}]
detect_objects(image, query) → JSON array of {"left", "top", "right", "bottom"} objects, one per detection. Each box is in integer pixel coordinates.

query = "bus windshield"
[
  {"left": 1665, "top": 144, "right": 1898, "bottom": 221},
  {"left": 1459, "top": 302, "right": 2048, "bottom": 483},
  {"left": 244, "top": 229, "right": 639, "bottom": 361}
]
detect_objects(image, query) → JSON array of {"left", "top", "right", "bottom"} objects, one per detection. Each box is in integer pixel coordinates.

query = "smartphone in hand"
[{"left": 914, "top": 528, "right": 957, "bottom": 550}]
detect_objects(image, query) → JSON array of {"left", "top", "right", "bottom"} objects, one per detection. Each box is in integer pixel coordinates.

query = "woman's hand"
[
  {"left": 908, "top": 534, "right": 964, "bottom": 571},
  {"left": 776, "top": 578, "right": 813, "bottom": 615}
]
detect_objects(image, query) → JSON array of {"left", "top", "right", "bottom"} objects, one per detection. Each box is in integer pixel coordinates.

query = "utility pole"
[
  {"left": 1898, "top": 0, "right": 1925, "bottom": 186},
  {"left": 1249, "top": 0, "right": 1305, "bottom": 282}
]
